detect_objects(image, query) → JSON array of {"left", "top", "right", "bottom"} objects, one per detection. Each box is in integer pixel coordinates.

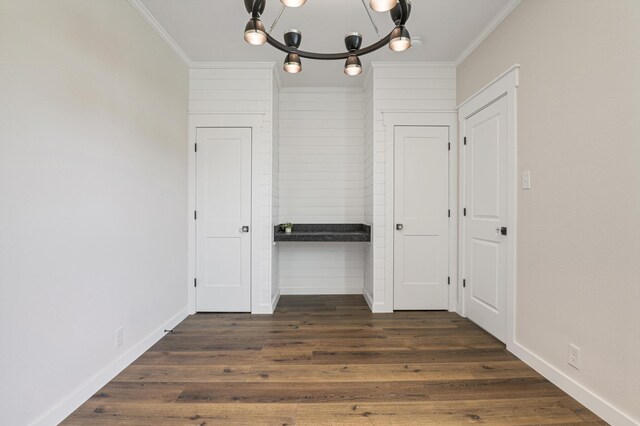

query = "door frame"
[
  {"left": 188, "top": 114, "right": 265, "bottom": 314},
  {"left": 382, "top": 111, "right": 459, "bottom": 313},
  {"left": 457, "top": 65, "right": 519, "bottom": 347}
]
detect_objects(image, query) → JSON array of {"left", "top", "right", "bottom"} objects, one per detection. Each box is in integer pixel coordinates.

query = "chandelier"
[{"left": 243, "top": 0, "right": 412, "bottom": 76}]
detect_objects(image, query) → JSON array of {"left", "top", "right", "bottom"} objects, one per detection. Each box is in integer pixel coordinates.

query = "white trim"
[
  {"left": 126, "top": 0, "right": 192, "bottom": 66},
  {"left": 190, "top": 62, "right": 276, "bottom": 70},
  {"left": 458, "top": 65, "right": 519, "bottom": 345},
  {"left": 371, "top": 62, "right": 456, "bottom": 69},
  {"left": 278, "top": 87, "right": 364, "bottom": 94},
  {"left": 31, "top": 307, "right": 189, "bottom": 426},
  {"left": 457, "top": 64, "right": 521, "bottom": 110},
  {"left": 363, "top": 287, "right": 374, "bottom": 311},
  {"left": 454, "top": 0, "right": 522, "bottom": 66},
  {"left": 509, "top": 342, "right": 638, "bottom": 426},
  {"left": 270, "top": 288, "right": 281, "bottom": 312},
  {"left": 188, "top": 114, "right": 270, "bottom": 315},
  {"left": 381, "top": 112, "right": 459, "bottom": 314},
  {"left": 280, "top": 287, "right": 364, "bottom": 296}
]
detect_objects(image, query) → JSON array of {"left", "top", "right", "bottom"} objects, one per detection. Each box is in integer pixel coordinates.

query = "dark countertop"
[{"left": 274, "top": 224, "right": 371, "bottom": 242}]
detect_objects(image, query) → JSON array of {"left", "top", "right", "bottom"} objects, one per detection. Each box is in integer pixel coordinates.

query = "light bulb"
[
  {"left": 244, "top": 18, "right": 266, "bottom": 45},
  {"left": 389, "top": 25, "right": 411, "bottom": 52},
  {"left": 281, "top": 0, "right": 306, "bottom": 7},
  {"left": 370, "top": 0, "right": 397, "bottom": 12},
  {"left": 284, "top": 53, "right": 302, "bottom": 73}
]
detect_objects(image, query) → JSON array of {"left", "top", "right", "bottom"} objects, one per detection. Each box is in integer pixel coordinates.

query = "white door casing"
[
  {"left": 394, "top": 126, "right": 450, "bottom": 310},
  {"left": 462, "top": 95, "right": 509, "bottom": 341},
  {"left": 196, "top": 127, "right": 252, "bottom": 312}
]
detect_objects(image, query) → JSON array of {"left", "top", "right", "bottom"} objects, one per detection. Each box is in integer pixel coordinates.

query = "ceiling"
[{"left": 139, "top": 0, "right": 513, "bottom": 87}]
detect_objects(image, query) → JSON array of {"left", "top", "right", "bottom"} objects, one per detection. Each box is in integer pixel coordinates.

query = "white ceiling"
[{"left": 139, "top": 0, "right": 513, "bottom": 87}]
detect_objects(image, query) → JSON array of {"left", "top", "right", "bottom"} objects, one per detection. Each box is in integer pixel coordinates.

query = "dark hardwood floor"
[{"left": 64, "top": 295, "right": 604, "bottom": 425}]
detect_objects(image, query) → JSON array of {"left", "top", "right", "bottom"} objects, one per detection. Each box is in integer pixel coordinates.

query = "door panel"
[
  {"left": 394, "top": 126, "right": 449, "bottom": 310},
  {"left": 463, "top": 96, "right": 508, "bottom": 341},
  {"left": 196, "top": 128, "right": 251, "bottom": 312}
]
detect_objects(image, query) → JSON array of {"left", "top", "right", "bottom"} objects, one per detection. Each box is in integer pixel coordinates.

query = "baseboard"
[
  {"left": 31, "top": 307, "right": 189, "bottom": 426},
  {"left": 271, "top": 289, "right": 281, "bottom": 312},
  {"left": 280, "top": 287, "right": 364, "bottom": 295},
  {"left": 372, "top": 303, "right": 393, "bottom": 313},
  {"left": 363, "top": 288, "right": 373, "bottom": 311},
  {"left": 509, "top": 341, "right": 637, "bottom": 426}
]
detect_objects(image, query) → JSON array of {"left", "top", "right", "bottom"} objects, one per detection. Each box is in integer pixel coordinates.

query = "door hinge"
[
  {"left": 448, "top": 142, "right": 451, "bottom": 151},
  {"left": 463, "top": 279, "right": 466, "bottom": 288},
  {"left": 448, "top": 209, "right": 451, "bottom": 218},
  {"left": 194, "top": 211, "right": 197, "bottom": 220},
  {"left": 448, "top": 276, "right": 450, "bottom": 286},
  {"left": 194, "top": 278, "right": 197, "bottom": 288},
  {"left": 463, "top": 208, "right": 467, "bottom": 217},
  {"left": 194, "top": 143, "right": 197, "bottom": 152},
  {"left": 464, "top": 137, "right": 467, "bottom": 145}
]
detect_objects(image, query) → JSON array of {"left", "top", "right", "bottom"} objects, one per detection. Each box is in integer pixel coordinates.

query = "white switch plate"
[
  {"left": 568, "top": 343, "right": 581, "bottom": 370},
  {"left": 522, "top": 171, "right": 531, "bottom": 190}
]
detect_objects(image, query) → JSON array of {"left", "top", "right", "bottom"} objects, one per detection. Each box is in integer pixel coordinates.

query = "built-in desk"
[{"left": 274, "top": 224, "right": 371, "bottom": 242}]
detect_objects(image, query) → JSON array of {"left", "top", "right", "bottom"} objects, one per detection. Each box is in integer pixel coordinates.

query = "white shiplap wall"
[
  {"left": 271, "top": 72, "right": 281, "bottom": 306},
  {"left": 363, "top": 71, "right": 375, "bottom": 307},
  {"left": 371, "top": 63, "right": 457, "bottom": 312},
  {"left": 278, "top": 88, "right": 365, "bottom": 295},
  {"left": 189, "top": 64, "right": 276, "bottom": 313}
]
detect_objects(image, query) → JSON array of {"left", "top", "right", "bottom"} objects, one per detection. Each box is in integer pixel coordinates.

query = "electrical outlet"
[
  {"left": 568, "top": 344, "right": 580, "bottom": 370},
  {"left": 116, "top": 328, "right": 124, "bottom": 348},
  {"left": 522, "top": 171, "right": 531, "bottom": 190}
]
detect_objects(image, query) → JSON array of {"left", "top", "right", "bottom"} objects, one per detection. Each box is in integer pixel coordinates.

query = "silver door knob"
[
  {"left": 242, "top": 226, "right": 250, "bottom": 233},
  {"left": 396, "top": 224, "right": 404, "bottom": 231}
]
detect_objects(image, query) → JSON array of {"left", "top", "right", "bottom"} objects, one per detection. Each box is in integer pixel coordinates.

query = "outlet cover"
[
  {"left": 568, "top": 344, "right": 581, "bottom": 370},
  {"left": 116, "top": 328, "right": 124, "bottom": 348}
]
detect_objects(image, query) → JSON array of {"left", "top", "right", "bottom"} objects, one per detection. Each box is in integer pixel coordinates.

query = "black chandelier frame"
[{"left": 243, "top": 0, "right": 412, "bottom": 61}]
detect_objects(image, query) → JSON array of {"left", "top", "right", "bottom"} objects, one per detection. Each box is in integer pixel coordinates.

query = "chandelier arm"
[{"left": 266, "top": 33, "right": 391, "bottom": 60}]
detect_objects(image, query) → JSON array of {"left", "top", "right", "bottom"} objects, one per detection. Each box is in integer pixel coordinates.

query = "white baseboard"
[
  {"left": 508, "top": 341, "right": 638, "bottom": 426},
  {"left": 271, "top": 289, "right": 281, "bottom": 312},
  {"left": 363, "top": 288, "right": 373, "bottom": 311},
  {"left": 372, "top": 303, "right": 393, "bottom": 313},
  {"left": 31, "top": 307, "right": 189, "bottom": 426},
  {"left": 280, "top": 286, "right": 364, "bottom": 295}
]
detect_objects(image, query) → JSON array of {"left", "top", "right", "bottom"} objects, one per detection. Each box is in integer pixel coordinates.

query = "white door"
[
  {"left": 462, "top": 96, "right": 509, "bottom": 341},
  {"left": 394, "top": 126, "right": 449, "bottom": 310},
  {"left": 196, "top": 128, "right": 251, "bottom": 312}
]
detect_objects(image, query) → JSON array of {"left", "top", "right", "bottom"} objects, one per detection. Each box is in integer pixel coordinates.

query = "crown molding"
[
  {"left": 371, "top": 61, "right": 456, "bottom": 69},
  {"left": 127, "top": 0, "right": 192, "bottom": 66},
  {"left": 279, "top": 87, "right": 364, "bottom": 94},
  {"left": 190, "top": 62, "right": 276, "bottom": 70},
  {"left": 454, "top": 0, "right": 522, "bottom": 67}
]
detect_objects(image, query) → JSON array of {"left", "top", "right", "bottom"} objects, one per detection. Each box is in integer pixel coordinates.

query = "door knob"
[
  {"left": 396, "top": 224, "right": 404, "bottom": 231},
  {"left": 496, "top": 227, "right": 507, "bottom": 236},
  {"left": 242, "top": 226, "right": 250, "bottom": 233}
]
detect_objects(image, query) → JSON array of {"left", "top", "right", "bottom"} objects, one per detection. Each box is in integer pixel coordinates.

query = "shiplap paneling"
[
  {"left": 271, "top": 72, "right": 280, "bottom": 307},
  {"left": 363, "top": 71, "right": 375, "bottom": 305},
  {"left": 189, "top": 68, "right": 272, "bottom": 114},
  {"left": 278, "top": 243, "right": 364, "bottom": 295},
  {"left": 278, "top": 88, "right": 365, "bottom": 295},
  {"left": 189, "top": 66, "right": 275, "bottom": 313},
  {"left": 278, "top": 88, "right": 365, "bottom": 224},
  {"left": 371, "top": 63, "right": 457, "bottom": 311}
]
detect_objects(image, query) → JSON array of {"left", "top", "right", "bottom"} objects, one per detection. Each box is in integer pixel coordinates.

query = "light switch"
[{"left": 522, "top": 171, "right": 531, "bottom": 190}]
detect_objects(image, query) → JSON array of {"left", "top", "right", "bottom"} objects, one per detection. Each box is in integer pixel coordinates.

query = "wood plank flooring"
[{"left": 63, "top": 295, "right": 604, "bottom": 425}]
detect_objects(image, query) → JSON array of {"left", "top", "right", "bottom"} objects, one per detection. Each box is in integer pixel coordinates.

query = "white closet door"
[
  {"left": 463, "top": 96, "right": 509, "bottom": 341},
  {"left": 196, "top": 128, "right": 251, "bottom": 312},
  {"left": 394, "top": 126, "right": 449, "bottom": 310}
]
